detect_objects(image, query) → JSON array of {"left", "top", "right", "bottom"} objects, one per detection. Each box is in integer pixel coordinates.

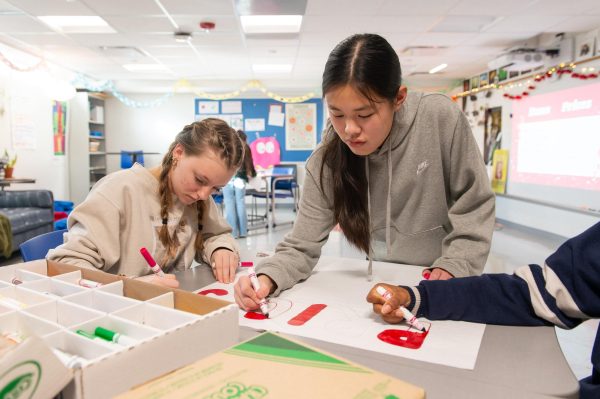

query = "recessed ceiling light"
[
  {"left": 241, "top": 15, "right": 302, "bottom": 34},
  {"left": 429, "top": 63, "right": 448, "bottom": 74},
  {"left": 122, "top": 64, "right": 169, "bottom": 72},
  {"left": 38, "top": 16, "right": 115, "bottom": 33},
  {"left": 252, "top": 64, "right": 293, "bottom": 74}
]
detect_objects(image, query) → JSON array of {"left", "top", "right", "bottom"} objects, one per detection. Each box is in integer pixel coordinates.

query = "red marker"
[
  {"left": 239, "top": 261, "right": 253, "bottom": 267},
  {"left": 139, "top": 247, "right": 165, "bottom": 277},
  {"left": 376, "top": 286, "right": 426, "bottom": 332}
]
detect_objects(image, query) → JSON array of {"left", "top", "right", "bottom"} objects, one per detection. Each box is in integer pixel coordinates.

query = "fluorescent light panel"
[
  {"left": 429, "top": 63, "right": 448, "bottom": 74},
  {"left": 252, "top": 64, "right": 293, "bottom": 74},
  {"left": 241, "top": 15, "right": 302, "bottom": 34},
  {"left": 123, "top": 64, "right": 168, "bottom": 72},
  {"left": 38, "top": 16, "right": 115, "bottom": 33}
]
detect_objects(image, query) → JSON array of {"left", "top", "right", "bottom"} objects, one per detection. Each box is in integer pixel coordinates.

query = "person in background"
[
  {"left": 366, "top": 222, "right": 600, "bottom": 398},
  {"left": 223, "top": 130, "right": 256, "bottom": 238},
  {"left": 234, "top": 33, "right": 494, "bottom": 310},
  {"left": 48, "top": 118, "right": 245, "bottom": 285}
]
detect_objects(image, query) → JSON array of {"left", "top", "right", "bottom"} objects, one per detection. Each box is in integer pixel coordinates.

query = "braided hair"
[{"left": 158, "top": 118, "right": 244, "bottom": 263}]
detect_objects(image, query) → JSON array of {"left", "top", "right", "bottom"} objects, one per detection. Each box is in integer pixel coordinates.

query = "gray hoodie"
[{"left": 257, "top": 91, "right": 495, "bottom": 295}]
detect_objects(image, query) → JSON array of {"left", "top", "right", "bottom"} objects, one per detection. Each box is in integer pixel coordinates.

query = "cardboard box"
[
  {"left": 0, "top": 260, "right": 239, "bottom": 399},
  {"left": 117, "top": 332, "right": 426, "bottom": 399}
]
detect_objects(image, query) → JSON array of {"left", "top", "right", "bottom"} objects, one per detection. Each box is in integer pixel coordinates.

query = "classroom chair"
[
  {"left": 250, "top": 164, "right": 299, "bottom": 228},
  {"left": 120, "top": 150, "right": 144, "bottom": 168},
  {"left": 19, "top": 229, "right": 67, "bottom": 262}
]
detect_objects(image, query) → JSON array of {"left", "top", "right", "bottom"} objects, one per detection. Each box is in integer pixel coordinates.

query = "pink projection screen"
[{"left": 510, "top": 82, "right": 600, "bottom": 193}]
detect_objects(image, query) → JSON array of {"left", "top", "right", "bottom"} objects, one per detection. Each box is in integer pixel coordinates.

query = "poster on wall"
[
  {"left": 221, "top": 101, "right": 242, "bottom": 114},
  {"left": 484, "top": 107, "right": 502, "bottom": 165},
  {"left": 491, "top": 149, "right": 509, "bottom": 194},
  {"left": 197, "top": 100, "right": 219, "bottom": 114},
  {"left": 53, "top": 100, "right": 67, "bottom": 155},
  {"left": 574, "top": 30, "right": 596, "bottom": 61},
  {"left": 10, "top": 95, "right": 36, "bottom": 149},
  {"left": 196, "top": 114, "right": 244, "bottom": 131},
  {"left": 285, "top": 103, "right": 317, "bottom": 150},
  {"left": 245, "top": 118, "right": 265, "bottom": 132}
]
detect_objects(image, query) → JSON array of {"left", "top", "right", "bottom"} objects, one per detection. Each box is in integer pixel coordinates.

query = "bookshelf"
[{"left": 69, "top": 92, "right": 108, "bottom": 205}]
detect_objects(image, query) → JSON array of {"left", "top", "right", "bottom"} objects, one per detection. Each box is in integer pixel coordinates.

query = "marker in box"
[
  {"left": 2, "top": 330, "right": 26, "bottom": 344},
  {"left": 94, "top": 327, "right": 137, "bottom": 346},
  {"left": 0, "top": 295, "right": 27, "bottom": 310},
  {"left": 78, "top": 278, "right": 103, "bottom": 288},
  {"left": 52, "top": 347, "right": 85, "bottom": 369}
]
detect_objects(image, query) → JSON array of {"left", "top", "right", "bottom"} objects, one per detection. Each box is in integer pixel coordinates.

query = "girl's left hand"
[{"left": 211, "top": 249, "right": 239, "bottom": 283}]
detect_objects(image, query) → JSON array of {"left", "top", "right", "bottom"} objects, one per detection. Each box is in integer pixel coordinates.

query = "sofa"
[{"left": 0, "top": 190, "right": 54, "bottom": 258}]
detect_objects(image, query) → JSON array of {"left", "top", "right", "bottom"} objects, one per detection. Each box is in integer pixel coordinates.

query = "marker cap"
[
  {"left": 94, "top": 327, "right": 117, "bottom": 342},
  {"left": 139, "top": 247, "right": 156, "bottom": 267}
]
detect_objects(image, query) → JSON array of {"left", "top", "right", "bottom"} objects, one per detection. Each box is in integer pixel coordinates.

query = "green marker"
[
  {"left": 94, "top": 327, "right": 136, "bottom": 346},
  {"left": 76, "top": 329, "right": 100, "bottom": 340}
]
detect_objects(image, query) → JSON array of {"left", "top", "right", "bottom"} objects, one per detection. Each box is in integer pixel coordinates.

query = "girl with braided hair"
[{"left": 49, "top": 118, "right": 245, "bottom": 286}]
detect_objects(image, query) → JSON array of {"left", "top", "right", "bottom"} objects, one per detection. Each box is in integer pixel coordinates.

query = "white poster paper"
[
  {"left": 197, "top": 101, "right": 219, "bottom": 114},
  {"left": 245, "top": 118, "right": 265, "bottom": 132},
  {"left": 197, "top": 257, "right": 486, "bottom": 370},
  {"left": 10, "top": 95, "right": 37, "bottom": 150},
  {"left": 221, "top": 101, "right": 242, "bottom": 114},
  {"left": 285, "top": 103, "right": 317, "bottom": 150},
  {"left": 268, "top": 111, "right": 285, "bottom": 127}
]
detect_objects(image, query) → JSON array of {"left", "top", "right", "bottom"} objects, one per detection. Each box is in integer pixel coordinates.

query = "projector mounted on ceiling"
[{"left": 487, "top": 47, "right": 558, "bottom": 72}]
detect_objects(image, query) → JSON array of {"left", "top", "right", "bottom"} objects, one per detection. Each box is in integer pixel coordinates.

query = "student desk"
[{"left": 175, "top": 260, "right": 579, "bottom": 399}]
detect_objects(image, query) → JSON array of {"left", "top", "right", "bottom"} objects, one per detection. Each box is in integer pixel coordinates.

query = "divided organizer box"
[{"left": 0, "top": 259, "right": 239, "bottom": 399}]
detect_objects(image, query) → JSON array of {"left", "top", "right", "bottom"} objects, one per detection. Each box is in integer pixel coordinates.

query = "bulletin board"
[{"left": 194, "top": 98, "right": 324, "bottom": 162}]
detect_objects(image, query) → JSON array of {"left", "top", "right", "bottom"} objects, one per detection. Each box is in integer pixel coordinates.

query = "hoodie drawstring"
[
  {"left": 386, "top": 137, "right": 392, "bottom": 257},
  {"left": 366, "top": 158, "right": 373, "bottom": 281}
]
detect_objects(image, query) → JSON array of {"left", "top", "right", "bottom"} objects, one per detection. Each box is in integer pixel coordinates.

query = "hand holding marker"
[
  {"left": 376, "top": 286, "right": 426, "bottom": 332},
  {"left": 247, "top": 264, "right": 270, "bottom": 317},
  {"left": 140, "top": 247, "right": 165, "bottom": 277}
]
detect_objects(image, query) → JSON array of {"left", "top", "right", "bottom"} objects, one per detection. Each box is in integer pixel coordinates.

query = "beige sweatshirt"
[{"left": 48, "top": 164, "right": 238, "bottom": 276}]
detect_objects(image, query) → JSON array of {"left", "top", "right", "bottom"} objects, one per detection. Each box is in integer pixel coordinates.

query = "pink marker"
[
  {"left": 239, "top": 261, "right": 253, "bottom": 267},
  {"left": 247, "top": 265, "right": 270, "bottom": 317},
  {"left": 376, "top": 286, "right": 426, "bottom": 332},
  {"left": 139, "top": 247, "right": 165, "bottom": 277},
  {"left": 78, "top": 278, "right": 103, "bottom": 288}
]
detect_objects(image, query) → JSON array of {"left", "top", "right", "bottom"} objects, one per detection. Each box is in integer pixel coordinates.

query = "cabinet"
[{"left": 69, "top": 92, "right": 108, "bottom": 205}]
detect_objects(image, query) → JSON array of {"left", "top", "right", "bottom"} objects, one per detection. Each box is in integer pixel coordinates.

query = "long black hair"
[{"left": 320, "top": 33, "right": 402, "bottom": 254}]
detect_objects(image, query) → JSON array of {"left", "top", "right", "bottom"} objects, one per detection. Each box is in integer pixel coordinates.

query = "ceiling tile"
[
  {"left": 0, "top": 15, "right": 53, "bottom": 32},
  {"left": 306, "top": 0, "right": 386, "bottom": 16},
  {"left": 10, "top": 0, "right": 95, "bottom": 16},
  {"left": 159, "top": 0, "right": 235, "bottom": 15},
  {"left": 103, "top": 16, "right": 173, "bottom": 33},
  {"left": 82, "top": 0, "right": 163, "bottom": 16}
]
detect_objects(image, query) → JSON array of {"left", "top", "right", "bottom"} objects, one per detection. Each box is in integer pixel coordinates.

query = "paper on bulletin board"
[
  {"left": 197, "top": 257, "right": 486, "bottom": 370},
  {"left": 285, "top": 103, "right": 316, "bottom": 150},
  {"left": 195, "top": 114, "right": 243, "bottom": 131},
  {"left": 221, "top": 101, "right": 242, "bottom": 114},
  {"left": 245, "top": 118, "right": 265, "bottom": 132},
  {"left": 268, "top": 111, "right": 285, "bottom": 127},
  {"left": 197, "top": 101, "right": 219, "bottom": 114}
]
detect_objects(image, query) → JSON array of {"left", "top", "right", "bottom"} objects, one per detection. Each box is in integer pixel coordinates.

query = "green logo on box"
[{"left": 0, "top": 361, "right": 41, "bottom": 399}]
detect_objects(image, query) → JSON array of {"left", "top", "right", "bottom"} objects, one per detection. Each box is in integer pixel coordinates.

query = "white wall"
[
  {"left": 463, "top": 61, "right": 600, "bottom": 237},
  {"left": 104, "top": 94, "right": 196, "bottom": 173},
  {"left": 105, "top": 94, "right": 311, "bottom": 188},
  {"left": 0, "top": 49, "right": 72, "bottom": 201}
]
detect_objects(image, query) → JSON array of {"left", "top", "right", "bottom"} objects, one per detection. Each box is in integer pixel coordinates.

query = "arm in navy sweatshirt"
[{"left": 410, "top": 221, "right": 600, "bottom": 328}]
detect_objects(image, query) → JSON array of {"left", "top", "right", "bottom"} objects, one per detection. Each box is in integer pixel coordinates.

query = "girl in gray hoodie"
[{"left": 235, "top": 34, "right": 495, "bottom": 311}]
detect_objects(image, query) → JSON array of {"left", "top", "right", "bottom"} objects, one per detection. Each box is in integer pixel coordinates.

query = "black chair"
[{"left": 250, "top": 164, "right": 299, "bottom": 228}]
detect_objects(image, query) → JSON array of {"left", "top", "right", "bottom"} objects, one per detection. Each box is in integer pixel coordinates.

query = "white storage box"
[{"left": 0, "top": 259, "right": 239, "bottom": 399}]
